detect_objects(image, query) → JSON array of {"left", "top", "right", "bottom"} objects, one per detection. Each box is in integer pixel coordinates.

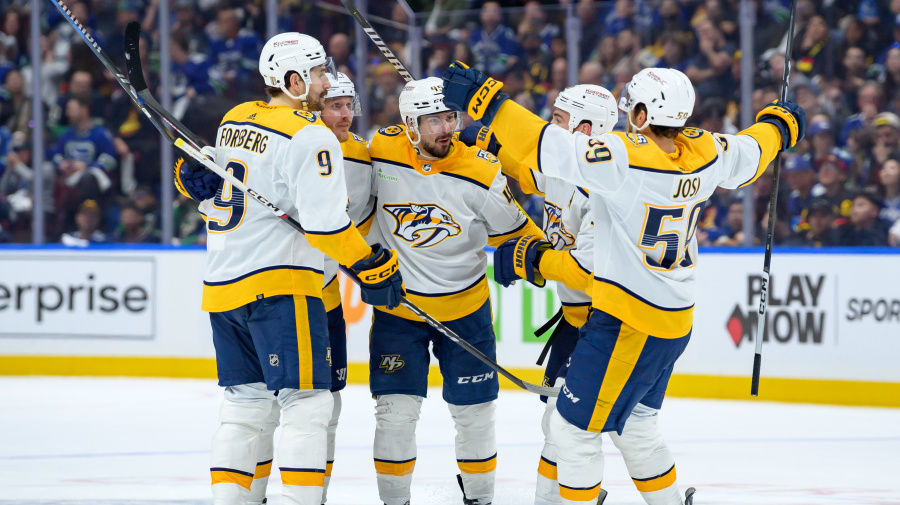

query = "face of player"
[
  {"left": 551, "top": 108, "right": 570, "bottom": 130},
  {"left": 304, "top": 65, "right": 333, "bottom": 111},
  {"left": 321, "top": 96, "right": 354, "bottom": 143},
  {"left": 416, "top": 110, "right": 459, "bottom": 159}
]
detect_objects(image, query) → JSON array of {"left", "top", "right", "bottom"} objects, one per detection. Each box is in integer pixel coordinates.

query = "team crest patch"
[
  {"left": 293, "top": 110, "right": 317, "bottom": 122},
  {"left": 379, "top": 355, "right": 405, "bottom": 372},
  {"left": 378, "top": 125, "right": 403, "bottom": 136},
  {"left": 269, "top": 354, "right": 279, "bottom": 367},
  {"left": 383, "top": 203, "right": 462, "bottom": 248},
  {"left": 543, "top": 201, "right": 575, "bottom": 249}
]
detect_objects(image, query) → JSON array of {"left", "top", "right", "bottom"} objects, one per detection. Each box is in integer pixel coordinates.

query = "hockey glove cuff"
[
  {"left": 458, "top": 124, "right": 501, "bottom": 156},
  {"left": 493, "top": 235, "right": 552, "bottom": 288},
  {"left": 349, "top": 244, "right": 405, "bottom": 310},
  {"left": 442, "top": 61, "right": 509, "bottom": 126},
  {"left": 756, "top": 100, "right": 806, "bottom": 151},
  {"left": 174, "top": 146, "right": 220, "bottom": 202}
]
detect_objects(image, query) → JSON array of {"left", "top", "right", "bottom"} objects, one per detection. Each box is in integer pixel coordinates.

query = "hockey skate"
[
  {"left": 596, "top": 488, "right": 608, "bottom": 503},
  {"left": 685, "top": 487, "right": 696, "bottom": 504},
  {"left": 456, "top": 474, "right": 491, "bottom": 505}
]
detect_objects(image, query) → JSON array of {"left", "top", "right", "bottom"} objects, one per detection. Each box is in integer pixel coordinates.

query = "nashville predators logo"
[
  {"left": 543, "top": 201, "right": 574, "bottom": 249},
  {"left": 383, "top": 203, "right": 462, "bottom": 248}
]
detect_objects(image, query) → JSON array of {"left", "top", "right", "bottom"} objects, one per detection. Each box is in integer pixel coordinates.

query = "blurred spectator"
[
  {"left": 0, "top": 131, "right": 54, "bottom": 235},
  {"left": 328, "top": 33, "right": 354, "bottom": 78},
  {"left": 20, "top": 34, "right": 70, "bottom": 108},
  {"left": 784, "top": 197, "right": 838, "bottom": 247},
  {"left": 783, "top": 155, "right": 817, "bottom": 231},
  {"left": 707, "top": 198, "right": 746, "bottom": 246},
  {"left": 803, "top": 118, "right": 852, "bottom": 171},
  {"left": 170, "top": 29, "right": 214, "bottom": 120},
  {"left": 60, "top": 199, "right": 106, "bottom": 246},
  {"left": 518, "top": 1, "right": 559, "bottom": 52},
  {"left": 685, "top": 19, "right": 735, "bottom": 99},
  {"left": 549, "top": 57, "right": 567, "bottom": 94},
  {"left": 0, "top": 8, "right": 26, "bottom": 69},
  {"left": 53, "top": 96, "right": 117, "bottom": 230},
  {"left": 603, "top": 0, "right": 634, "bottom": 38},
  {"left": 793, "top": 15, "right": 834, "bottom": 78},
  {"left": 370, "top": 62, "right": 404, "bottom": 121},
  {"left": 469, "top": 1, "right": 518, "bottom": 75},
  {"left": 208, "top": 7, "right": 261, "bottom": 100},
  {"left": 0, "top": 68, "right": 31, "bottom": 135},
  {"left": 172, "top": 0, "right": 209, "bottom": 54},
  {"left": 835, "top": 188, "right": 890, "bottom": 246},
  {"left": 518, "top": 30, "right": 551, "bottom": 97},
  {"left": 426, "top": 46, "right": 451, "bottom": 79},
  {"left": 651, "top": 0, "right": 690, "bottom": 39},
  {"left": 812, "top": 154, "right": 853, "bottom": 224},
  {"left": 578, "top": 61, "right": 603, "bottom": 87},
  {"left": 423, "top": 0, "right": 467, "bottom": 43},
  {"left": 48, "top": 70, "right": 106, "bottom": 132},
  {"left": 696, "top": 97, "right": 736, "bottom": 134},
  {"left": 113, "top": 201, "right": 159, "bottom": 243},
  {"left": 839, "top": 82, "right": 882, "bottom": 146},
  {"left": 656, "top": 33, "right": 689, "bottom": 73},
  {"left": 842, "top": 46, "right": 870, "bottom": 99},
  {"left": 173, "top": 193, "right": 206, "bottom": 245},
  {"left": 133, "top": 185, "right": 160, "bottom": 234},
  {"left": 879, "top": 157, "right": 900, "bottom": 224},
  {"left": 577, "top": 0, "right": 603, "bottom": 65},
  {"left": 871, "top": 112, "right": 900, "bottom": 168}
]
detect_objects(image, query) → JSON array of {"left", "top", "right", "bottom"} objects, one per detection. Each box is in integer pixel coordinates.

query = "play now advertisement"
[{"left": 0, "top": 248, "right": 897, "bottom": 384}]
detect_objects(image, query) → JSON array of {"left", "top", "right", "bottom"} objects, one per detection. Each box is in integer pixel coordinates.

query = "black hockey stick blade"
[
  {"left": 123, "top": 21, "right": 204, "bottom": 149},
  {"left": 339, "top": 0, "right": 415, "bottom": 82}
]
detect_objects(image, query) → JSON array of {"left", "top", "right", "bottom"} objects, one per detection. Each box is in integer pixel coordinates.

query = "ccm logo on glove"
[{"left": 363, "top": 262, "right": 399, "bottom": 283}]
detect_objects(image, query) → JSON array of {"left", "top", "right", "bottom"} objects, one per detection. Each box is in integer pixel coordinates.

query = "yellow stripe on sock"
[
  {"left": 253, "top": 459, "right": 272, "bottom": 479},
  {"left": 559, "top": 481, "right": 601, "bottom": 502},
  {"left": 211, "top": 468, "right": 253, "bottom": 490},
  {"left": 280, "top": 467, "right": 325, "bottom": 487},
  {"left": 633, "top": 465, "right": 677, "bottom": 493},
  {"left": 537, "top": 456, "right": 557, "bottom": 480},
  {"left": 457, "top": 454, "right": 497, "bottom": 474},
  {"left": 325, "top": 461, "right": 333, "bottom": 477},
  {"left": 374, "top": 457, "right": 416, "bottom": 476}
]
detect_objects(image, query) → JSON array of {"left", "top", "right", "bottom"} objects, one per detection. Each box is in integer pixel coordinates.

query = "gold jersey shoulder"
[
  {"left": 341, "top": 132, "right": 371, "bottom": 162},
  {"left": 219, "top": 101, "right": 326, "bottom": 144},
  {"left": 611, "top": 128, "right": 720, "bottom": 174},
  {"left": 370, "top": 124, "right": 500, "bottom": 188}
]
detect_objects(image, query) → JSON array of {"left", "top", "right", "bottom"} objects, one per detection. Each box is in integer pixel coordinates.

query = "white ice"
[{"left": 1, "top": 377, "right": 898, "bottom": 504}]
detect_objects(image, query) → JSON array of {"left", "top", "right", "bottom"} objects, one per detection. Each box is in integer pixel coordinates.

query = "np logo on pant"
[
  {"left": 379, "top": 354, "right": 405, "bottom": 372},
  {"left": 269, "top": 354, "right": 279, "bottom": 367}
]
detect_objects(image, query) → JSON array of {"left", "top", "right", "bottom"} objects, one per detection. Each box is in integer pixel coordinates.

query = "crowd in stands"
[{"left": 1, "top": 0, "right": 900, "bottom": 248}]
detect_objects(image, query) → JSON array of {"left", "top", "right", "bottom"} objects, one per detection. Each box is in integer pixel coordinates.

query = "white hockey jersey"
[
  {"left": 368, "top": 124, "right": 542, "bottom": 322},
  {"left": 322, "top": 133, "right": 376, "bottom": 312},
  {"left": 500, "top": 144, "right": 594, "bottom": 327},
  {"left": 200, "top": 101, "right": 371, "bottom": 313},
  {"left": 491, "top": 101, "right": 781, "bottom": 338}
]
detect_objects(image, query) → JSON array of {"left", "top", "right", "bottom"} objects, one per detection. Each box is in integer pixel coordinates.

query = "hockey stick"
[
  {"left": 115, "top": 18, "right": 556, "bottom": 398},
  {"left": 752, "top": 0, "right": 798, "bottom": 397},
  {"left": 339, "top": 0, "right": 415, "bottom": 82}
]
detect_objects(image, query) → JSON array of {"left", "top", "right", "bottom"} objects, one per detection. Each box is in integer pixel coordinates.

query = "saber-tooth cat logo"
[{"left": 726, "top": 274, "right": 827, "bottom": 347}]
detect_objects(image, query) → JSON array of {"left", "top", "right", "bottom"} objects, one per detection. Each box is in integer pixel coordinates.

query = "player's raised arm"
[
  {"left": 716, "top": 101, "right": 806, "bottom": 189},
  {"left": 458, "top": 124, "right": 545, "bottom": 196}
]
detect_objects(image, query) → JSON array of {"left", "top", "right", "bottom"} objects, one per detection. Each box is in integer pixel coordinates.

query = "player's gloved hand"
[
  {"left": 493, "top": 235, "right": 552, "bottom": 288},
  {"left": 458, "top": 124, "right": 501, "bottom": 156},
  {"left": 756, "top": 100, "right": 806, "bottom": 151},
  {"left": 174, "top": 146, "right": 220, "bottom": 202},
  {"left": 441, "top": 61, "right": 509, "bottom": 126},
  {"left": 349, "top": 244, "right": 405, "bottom": 310}
]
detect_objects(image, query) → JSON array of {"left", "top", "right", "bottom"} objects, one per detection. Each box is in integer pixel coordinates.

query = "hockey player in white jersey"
[
  {"left": 175, "top": 33, "right": 403, "bottom": 505},
  {"left": 460, "top": 85, "right": 618, "bottom": 505},
  {"left": 220, "top": 72, "right": 376, "bottom": 505},
  {"left": 366, "top": 77, "right": 542, "bottom": 505},
  {"left": 443, "top": 63, "right": 804, "bottom": 504}
]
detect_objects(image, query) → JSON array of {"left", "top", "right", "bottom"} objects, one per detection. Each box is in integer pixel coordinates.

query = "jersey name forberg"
[{"left": 218, "top": 126, "right": 269, "bottom": 154}]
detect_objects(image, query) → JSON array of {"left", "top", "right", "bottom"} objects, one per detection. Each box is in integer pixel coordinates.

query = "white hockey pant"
[
  {"left": 609, "top": 403, "right": 681, "bottom": 505},
  {"left": 450, "top": 401, "right": 497, "bottom": 504},
  {"left": 247, "top": 397, "right": 279, "bottom": 505},
  {"left": 245, "top": 390, "right": 341, "bottom": 505},
  {"left": 322, "top": 391, "right": 342, "bottom": 504},
  {"left": 535, "top": 379, "right": 563, "bottom": 505},
  {"left": 548, "top": 403, "right": 682, "bottom": 505},
  {"left": 210, "top": 383, "right": 277, "bottom": 505},
  {"left": 374, "top": 394, "right": 423, "bottom": 505}
]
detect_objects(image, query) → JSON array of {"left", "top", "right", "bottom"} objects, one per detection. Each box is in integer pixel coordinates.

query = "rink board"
[{"left": 1, "top": 246, "right": 898, "bottom": 407}]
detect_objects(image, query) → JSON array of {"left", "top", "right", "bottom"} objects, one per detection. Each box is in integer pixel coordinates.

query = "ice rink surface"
[{"left": 1, "top": 377, "right": 898, "bottom": 505}]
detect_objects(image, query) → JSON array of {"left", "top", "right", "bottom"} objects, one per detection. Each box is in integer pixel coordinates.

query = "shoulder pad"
[{"left": 377, "top": 125, "right": 404, "bottom": 137}]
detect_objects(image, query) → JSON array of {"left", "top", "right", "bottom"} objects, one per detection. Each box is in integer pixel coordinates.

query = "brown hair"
[{"left": 634, "top": 103, "right": 684, "bottom": 139}]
